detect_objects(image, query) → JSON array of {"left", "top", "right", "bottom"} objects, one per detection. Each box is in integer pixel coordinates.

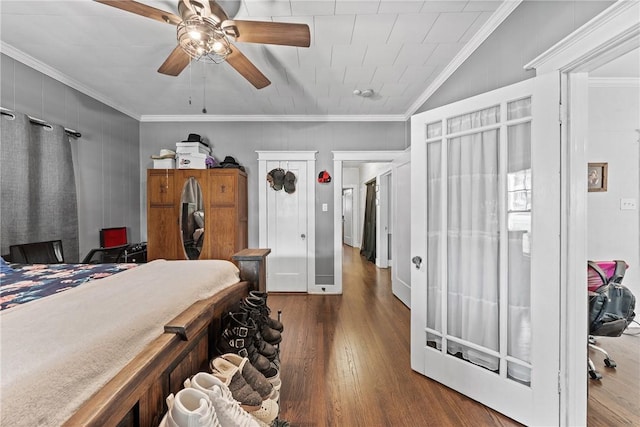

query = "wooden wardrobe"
[{"left": 147, "top": 168, "right": 248, "bottom": 261}]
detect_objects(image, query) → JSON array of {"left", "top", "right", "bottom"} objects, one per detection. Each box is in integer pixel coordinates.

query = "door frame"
[
  {"left": 332, "top": 151, "right": 405, "bottom": 294},
  {"left": 342, "top": 186, "right": 356, "bottom": 247},
  {"left": 257, "top": 150, "right": 317, "bottom": 293},
  {"left": 391, "top": 148, "right": 411, "bottom": 307},
  {"left": 376, "top": 170, "right": 392, "bottom": 269},
  {"left": 524, "top": 1, "right": 640, "bottom": 425}
]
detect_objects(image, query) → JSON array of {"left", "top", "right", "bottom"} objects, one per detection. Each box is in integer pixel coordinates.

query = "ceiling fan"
[{"left": 95, "top": 0, "right": 311, "bottom": 89}]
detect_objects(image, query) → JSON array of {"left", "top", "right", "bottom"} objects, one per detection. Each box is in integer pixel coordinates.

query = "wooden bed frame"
[{"left": 63, "top": 249, "right": 270, "bottom": 427}]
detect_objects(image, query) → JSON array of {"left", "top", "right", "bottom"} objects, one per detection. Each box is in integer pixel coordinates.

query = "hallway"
[{"left": 268, "top": 245, "right": 521, "bottom": 426}]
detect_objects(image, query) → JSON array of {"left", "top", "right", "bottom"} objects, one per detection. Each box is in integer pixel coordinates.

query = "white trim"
[
  {"left": 524, "top": 0, "right": 640, "bottom": 74},
  {"left": 257, "top": 151, "right": 317, "bottom": 293},
  {"left": 341, "top": 185, "right": 358, "bottom": 248},
  {"left": 391, "top": 147, "right": 411, "bottom": 308},
  {"left": 0, "top": 42, "right": 140, "bottom": 121},
  {"left": 525, "top": 2, "right": 640, "bottom": 425},
  {"left": 405, "top": 0, "right": 523, "bottom": 118},
  {"left": 256, "top": 151, "right": 317, "bottom": 161},
  {"left": 589, "top": 77, "right": 640, "bottom": 87},
  {"left": 332, "top": 150, "right": 405, "bottom": 294},
  {"left": 140, "top": 114, "right": 406, "bottom": 122},
  {"left": 560, "top": 71, "right": 590, "bottom": 427},
  {"left": 375, "top": 169, "right": 392, "bottom": 269},
  {"left": 333, "top": 151, "right": 405, "bottom": 162}
]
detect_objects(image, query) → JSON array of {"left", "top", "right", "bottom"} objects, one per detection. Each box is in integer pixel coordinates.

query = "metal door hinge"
[{"left": 557, "top": 371, "right": 561, "bottom": 394}]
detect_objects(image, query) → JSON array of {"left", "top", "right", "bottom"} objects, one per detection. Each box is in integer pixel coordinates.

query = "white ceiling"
[{"left": 0, "top": 0, "right": 511, "bottom": 120}]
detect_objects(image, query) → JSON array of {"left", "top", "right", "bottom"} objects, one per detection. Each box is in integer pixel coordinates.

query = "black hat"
[
  {"left": 284, "top": 171, "right": 296, "bottom": 194},
  {"left": 220, "top": 156, "right": 239, "bottom": 166},
  {"left": 268, "top": 168, "right": 285, "bottom": 191},
  {"left": 182, "top": 133, "right": 207, "bottom": 145}
]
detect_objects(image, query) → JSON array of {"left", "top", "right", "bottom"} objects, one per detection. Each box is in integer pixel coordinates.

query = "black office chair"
[
  {"left": 82, "top": 244, "right": 129, "bottom": 264},
  {"left": 587, "top": 260, "right": 636, "bottom": 380},
  {"left": 9, "top": 240, "right": 65, "bottom": 264}
]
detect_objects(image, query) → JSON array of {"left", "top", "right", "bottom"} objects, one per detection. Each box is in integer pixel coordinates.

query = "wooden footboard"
[{"left": 63, "top": 249, "right": 269, "bottom": 427}]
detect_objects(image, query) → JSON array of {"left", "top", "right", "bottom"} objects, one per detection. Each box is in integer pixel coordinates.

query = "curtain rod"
[{"left": 0, "top": 108, "right": 82, "bottom": 138}]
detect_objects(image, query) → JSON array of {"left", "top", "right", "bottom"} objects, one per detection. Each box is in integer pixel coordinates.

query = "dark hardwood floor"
[
  {"left": 267, "top": 245, "right": 640, "bottom": 426},
  {"left": 587, "top": 333, "right": 640, "bottom": 426}
]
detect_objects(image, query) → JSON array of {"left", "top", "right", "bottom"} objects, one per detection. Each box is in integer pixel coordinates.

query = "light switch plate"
[{"left": 322, "top": 203, "right": 328, "bottom": 212}]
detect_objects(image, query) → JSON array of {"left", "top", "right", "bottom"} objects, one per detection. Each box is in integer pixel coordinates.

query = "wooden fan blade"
[
  {"left": 229, "top": 21, "right": 310, "bottom": 47},
  {"left": 94, "top": 0, "right": 181, "bottom": 26},
  {"left": 226, "top": 47, "right": 271, "bottom": 89},
  {"left": 158, "top": 46, "right": 191, "bottom": 76}
]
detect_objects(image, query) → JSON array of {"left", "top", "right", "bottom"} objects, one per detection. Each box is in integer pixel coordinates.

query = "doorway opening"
[{"left": 332, "top": 151, "right": 405, "bottom": 295}]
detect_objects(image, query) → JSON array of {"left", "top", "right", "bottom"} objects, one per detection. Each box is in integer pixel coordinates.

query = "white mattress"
[{"left": 0, "top": 259, "right": 240, "bottom": 427}]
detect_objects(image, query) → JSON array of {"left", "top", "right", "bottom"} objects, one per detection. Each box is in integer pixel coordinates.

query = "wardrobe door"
[
  {"left": 208, "top": 169, "right": 247, "bottom": 261},
  {"left": 147, "top": 169, "right": 177, "bottom": 261}
]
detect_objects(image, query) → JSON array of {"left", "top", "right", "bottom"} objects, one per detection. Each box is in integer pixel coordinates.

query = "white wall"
[{"left": 587, "top": 82, "right": 640, "bottom": 298}]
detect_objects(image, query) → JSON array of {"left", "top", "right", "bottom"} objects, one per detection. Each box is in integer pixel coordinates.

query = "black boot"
[
  {"left": 238, "top": 303, "right": 278, "bottom": 361},
  {"left": 242, "top": 297, "right": 282, "bottom": 345},
  {"left": 216, "top": 311, "right": 278, "bottom": 378},
  {"left": 249, "top": 291, "right": 284, "bottom": 332}
]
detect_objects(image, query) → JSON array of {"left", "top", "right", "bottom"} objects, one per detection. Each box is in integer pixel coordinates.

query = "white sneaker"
[
  {"left": 158, "top": 388, "right": 221, "bottom": 427},
  {"left": 247, "top": 398, "right": 279, "bottom": 425},
  {"left": 185, "top": 372, "right": 269, "bottom": 427}
]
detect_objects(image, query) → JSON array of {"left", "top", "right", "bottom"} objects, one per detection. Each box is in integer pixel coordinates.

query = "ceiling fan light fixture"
[{"left": 177, "top": 17, "right": 231, "bottom": 64}]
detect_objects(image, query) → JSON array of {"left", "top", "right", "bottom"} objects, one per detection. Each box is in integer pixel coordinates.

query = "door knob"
[
  {"left": 301, "top": 234, "right": 306, "bottom": 240},
  {"left": 412, "top": 256, "right": 422, "bottom": 269}
]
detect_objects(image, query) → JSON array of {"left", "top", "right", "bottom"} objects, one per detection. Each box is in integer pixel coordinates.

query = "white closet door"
[
  {"left": 410, "top": 73, "right": 560, "bottom": 426},
  {"left": 266, "top": 160, "right": 308, "bottom": 292}
]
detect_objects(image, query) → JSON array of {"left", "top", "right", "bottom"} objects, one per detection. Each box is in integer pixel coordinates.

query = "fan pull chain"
[
  {"left": 202, "top": 64, "right": 207, "bottom": 114},
  {"left": 188, "top": 61, "right": 192, "bottom": 106}
]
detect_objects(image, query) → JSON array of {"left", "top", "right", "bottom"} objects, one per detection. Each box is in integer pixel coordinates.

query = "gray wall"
[
  {"left": 140, "top": 121, "right": 408, "bottom": 283},
  {"left": 416, "top": 0, "right": 614, "bottom": 112},
  {"left": 1, "top": 54, "right": 141, "bottom": 259}
]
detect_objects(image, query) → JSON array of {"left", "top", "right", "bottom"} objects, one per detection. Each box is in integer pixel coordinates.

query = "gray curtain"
[
  {"left": 1, "top": 112, "right": 79, "bottom": 262},
  {"left": 360, "top": 180, "right": 376, "bottom": 263}
]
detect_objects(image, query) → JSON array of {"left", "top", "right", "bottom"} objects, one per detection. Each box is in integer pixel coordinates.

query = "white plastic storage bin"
[
  {"left": 175, "top": 142, "right": 211, "bottom": 155},
  {"left": 153, "top": 158, "right": 175, "bottom": 169},
  {"left": 177, "top": 152, "right": 207, "bottom": 169}
]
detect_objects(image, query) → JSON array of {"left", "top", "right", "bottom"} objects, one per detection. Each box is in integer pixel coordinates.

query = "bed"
[{"left": 0, "top": 249, "right": 269, "bottom": 427}]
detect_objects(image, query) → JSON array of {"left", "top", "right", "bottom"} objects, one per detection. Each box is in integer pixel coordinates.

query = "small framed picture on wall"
[{"left": 588, "top": 162, "right": 608, "bottom": 192}]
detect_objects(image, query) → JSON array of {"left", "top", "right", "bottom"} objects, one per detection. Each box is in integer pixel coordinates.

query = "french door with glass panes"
[{"left": 410, "top": 73, "right": 560, "bottom": 426}]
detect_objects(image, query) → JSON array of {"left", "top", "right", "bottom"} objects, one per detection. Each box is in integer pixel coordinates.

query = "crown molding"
[
  {"left": 333, "top": 150, "right": 405, "bottom": 162},
  {"left": 256, "top": 150, "right": 318, "bottom": 161},
  {"left": 139, "top": 114, "right": 407, "bottom": 122},
  {"left": 525, "top": 0, "right": 640, "bottom": 73},
  {"left": 0, "top": 42, "right": 140, "bottom": 121},
  {"left": 589, "top": 77, "right": 640, "bottom": 87},
  {"left": 404, "top": 0, "right": 523, "bottom": 119}
]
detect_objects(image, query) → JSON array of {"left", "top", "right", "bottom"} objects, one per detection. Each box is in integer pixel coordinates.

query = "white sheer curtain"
[
  {"left": 446, "top": 129, "right": 500, "bottom": 370},
  {"left": 425, "top": 99, "right": 533, "bottom": 383}
]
